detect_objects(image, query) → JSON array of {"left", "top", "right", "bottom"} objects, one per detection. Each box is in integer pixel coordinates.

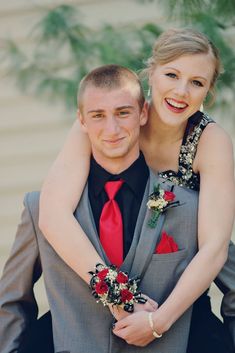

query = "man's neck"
[{"left": 92, "top": 151, "right": 140, "bottom": 174}]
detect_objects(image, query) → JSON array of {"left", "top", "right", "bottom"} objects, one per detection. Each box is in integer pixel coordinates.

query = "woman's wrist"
[
  {"left": 151, "top": 309, "right": 171, "bottom": 335},
  {"left": 148, "top": 312, "right": 162, "bottom": 338}
]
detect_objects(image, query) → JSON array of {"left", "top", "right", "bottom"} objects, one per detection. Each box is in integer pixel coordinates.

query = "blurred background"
[{"left": 0, "top": 0, "right": 235, "bottom": 317}]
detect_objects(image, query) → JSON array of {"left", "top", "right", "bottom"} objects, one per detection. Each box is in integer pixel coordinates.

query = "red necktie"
[{"left": 100, "top": 180, "right": 124, "bottom": 267}]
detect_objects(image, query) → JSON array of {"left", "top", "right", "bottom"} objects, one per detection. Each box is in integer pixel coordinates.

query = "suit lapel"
[
  {"left": 74, "top": 173, "right": 166, "bottom": 277},
  {"left": 129, "top": 170, "right": 166, "bottom": 278},
  {"left": 74, "top": 183, "right": 110, "bottom": 264}
]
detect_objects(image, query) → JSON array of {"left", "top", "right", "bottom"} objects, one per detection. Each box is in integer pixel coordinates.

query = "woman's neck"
[{"left": 144, "top": 103, "right": 187, "bottom": 145}]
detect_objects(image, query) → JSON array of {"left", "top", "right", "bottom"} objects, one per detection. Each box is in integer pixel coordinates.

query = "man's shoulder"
[{"left": 23, "top": 191, "right": 40, "bottom": 215}]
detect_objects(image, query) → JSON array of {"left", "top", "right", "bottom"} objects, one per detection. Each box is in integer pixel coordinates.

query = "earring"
[
  {"left": 147, "top": 87, "right": 151, "bottom": 101},
  {"left": 200, "top": 104, "right": 204, "bottom": 112}
]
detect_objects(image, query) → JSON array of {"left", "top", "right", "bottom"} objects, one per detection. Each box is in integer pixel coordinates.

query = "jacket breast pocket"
[
  {"left": 140, "top": 248, "right": 189, "bottom": 303},
  {"left": 151, "top": 248, "right": 188, "bottom": 262}
]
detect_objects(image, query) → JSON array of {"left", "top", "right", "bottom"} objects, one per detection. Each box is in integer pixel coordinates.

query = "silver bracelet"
[{"left": 148, "top": 312, "right": 162, "bottom": 338}]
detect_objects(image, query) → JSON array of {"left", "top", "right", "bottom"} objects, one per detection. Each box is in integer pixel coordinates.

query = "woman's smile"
[{"left": 164, "top": 98, "right": 188, "bottom": 113}]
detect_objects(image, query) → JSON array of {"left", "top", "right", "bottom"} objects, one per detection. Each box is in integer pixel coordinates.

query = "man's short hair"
[{"left": 77, "top": 64, "right": 145, "bottom": 111}]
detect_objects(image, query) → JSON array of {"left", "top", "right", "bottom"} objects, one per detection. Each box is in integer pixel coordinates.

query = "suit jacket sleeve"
[
  {"left": 0, "top": 192, "right": 42, "bottom": 353},
  {"left": 214, "top": 241, "right": 235, "bottom": 347}
]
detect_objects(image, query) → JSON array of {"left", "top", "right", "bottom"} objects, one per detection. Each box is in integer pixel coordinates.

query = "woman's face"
[{"left": 149, "top": 53, "right": 215, "bottom": 127}]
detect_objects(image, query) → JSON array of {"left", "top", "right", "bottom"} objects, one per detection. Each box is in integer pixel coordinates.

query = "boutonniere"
[{"left": 147, "top": 183, "right": 180, "bottom": 228}]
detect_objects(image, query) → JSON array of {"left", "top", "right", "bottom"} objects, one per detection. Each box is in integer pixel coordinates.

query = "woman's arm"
[
  {"left": 39, "top": 119, "right": 158, "bottom": 317},
  {"left": 39, "top": 119, "right": 103, "bottom": 284},
  {"left": 113, "top": 124, "right": 235, "bottom": 345}
]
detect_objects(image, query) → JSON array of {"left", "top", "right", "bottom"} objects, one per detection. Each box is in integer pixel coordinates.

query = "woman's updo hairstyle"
[{"left": 143, "top": 28, "right": 224, "bottom": 103}]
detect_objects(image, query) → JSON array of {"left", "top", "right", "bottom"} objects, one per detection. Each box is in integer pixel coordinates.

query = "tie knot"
[{"left": 105, "top": 180, "right": 124, "bottom": 200}]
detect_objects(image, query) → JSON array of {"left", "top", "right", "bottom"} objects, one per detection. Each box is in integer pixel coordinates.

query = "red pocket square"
[{"left": 155, "top": 231, "right": 178, "bottom": 254}]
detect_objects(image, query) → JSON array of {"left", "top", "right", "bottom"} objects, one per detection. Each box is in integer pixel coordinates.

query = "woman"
[{"left": 39, "top": 28, "right": 235, "bottom": 351}]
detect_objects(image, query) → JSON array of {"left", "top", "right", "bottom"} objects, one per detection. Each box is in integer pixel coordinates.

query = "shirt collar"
[{"left": 88, "top": 152, "right": 149, "bottom": 199}]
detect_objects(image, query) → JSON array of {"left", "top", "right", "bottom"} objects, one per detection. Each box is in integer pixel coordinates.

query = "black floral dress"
[{"left": 158, "top": 110, "right": 233, "bottom": 353}]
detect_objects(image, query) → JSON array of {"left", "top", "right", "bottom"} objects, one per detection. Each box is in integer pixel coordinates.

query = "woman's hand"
[{"left": 113, "top": 311, "right": 156, "bottom": 347}]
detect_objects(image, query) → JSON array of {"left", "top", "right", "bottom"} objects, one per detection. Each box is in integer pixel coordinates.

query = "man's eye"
[
  {"left": 92, "top": 114, "right": 103, "bottom": 119},
  {"left": 192, "top": 80, "right": 203, "bottom": 87},
  {"left": 118, "top": 111, "right": 129, "bottom": 116},
  {"left": 166, "top": 72, "right": 177, "bottom": 79}
]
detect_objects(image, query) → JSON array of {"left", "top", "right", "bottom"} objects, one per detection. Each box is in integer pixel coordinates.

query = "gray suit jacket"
[
  {"left": 0, "top": 171, "right": 234, "bottom": 353},
  {"left": 215, "top": 241, "right": 235, "bottom": 346}
]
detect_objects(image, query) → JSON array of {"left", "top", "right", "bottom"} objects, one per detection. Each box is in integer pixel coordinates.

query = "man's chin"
[
  {"left": 99, "top": 146, "right": 133, "bottom": 160},
  {"left": 103, "top": 151, "right": 128, "bottom": 159}
]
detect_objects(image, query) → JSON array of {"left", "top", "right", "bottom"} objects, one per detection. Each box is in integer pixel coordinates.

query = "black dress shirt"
[{"left": 88, "top": 152, "right": 149, "bottom": 258}]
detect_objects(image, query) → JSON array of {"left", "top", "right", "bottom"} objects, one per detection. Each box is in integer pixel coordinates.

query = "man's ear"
[
  {"left": 77, "top": 109, "right": 87, "bottom": 132},
  {"left": 140, "top": 101, "right": 149, "bottom": 126}
]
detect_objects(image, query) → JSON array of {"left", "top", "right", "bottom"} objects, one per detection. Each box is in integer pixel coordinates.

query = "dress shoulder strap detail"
[
  {"left": 179, "top": 112, "right": 214, "bottom": 172},
  {"left": 159, "top": 112, "right": 214, "bottom": 191}
]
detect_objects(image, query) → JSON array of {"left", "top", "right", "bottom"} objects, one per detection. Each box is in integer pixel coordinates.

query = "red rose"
[
  {"left": 164, "top": 191, "right": 175, "bottom": 202},
  {"left": 95, "top": 281, "right": 108, "bottom": 295},
  {"left": 97, "top": 268, "right": 109, "bottom": 280},
  {"left": 116, "top": 272, "right": 128, "bottom": 284},
  {"left": 155, "top": 231, "right": 178, "bottom": 254},
  {"left": 120, "top": 289, "right": 133, "bottom": 303}
]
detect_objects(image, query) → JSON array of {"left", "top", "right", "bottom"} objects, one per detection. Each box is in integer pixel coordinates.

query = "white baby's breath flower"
[
  {"left": 147, "top": 199, "right": 157, "bottom": 209},
  {"left": 147, "top": 199, "right": 167, "bottom": 210},
  {"left": 156, "top": 199, "right": 168, "bottom": 209},
  {"left": 106, "top": 269, "right": 118, "bottom": 281}
]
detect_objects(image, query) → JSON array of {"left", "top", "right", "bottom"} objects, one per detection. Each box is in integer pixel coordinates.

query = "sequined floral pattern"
[{"left": 159, "top": 112, "right": 214, "bottom": 191}]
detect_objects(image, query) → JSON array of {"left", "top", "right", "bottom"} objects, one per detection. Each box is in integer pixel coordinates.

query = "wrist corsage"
[{"left": 89, "top": 263, "right": 147, "bottom": 312}]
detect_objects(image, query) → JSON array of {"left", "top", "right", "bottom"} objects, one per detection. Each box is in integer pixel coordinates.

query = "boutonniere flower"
[{"left": 147, "top": 183, "right": 179, "bottom": 228}]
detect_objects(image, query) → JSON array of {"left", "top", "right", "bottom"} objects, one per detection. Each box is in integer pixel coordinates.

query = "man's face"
[{"left": 79, "top": 85, "right": 147, "bottom": 170}]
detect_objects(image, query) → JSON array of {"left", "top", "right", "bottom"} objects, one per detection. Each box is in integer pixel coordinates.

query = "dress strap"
[
  {"left": 158, "top": 111, "right": 215, "bottom": 191},
  {"left": 178, "top": 111, "right": 214, "bottom": 186}
]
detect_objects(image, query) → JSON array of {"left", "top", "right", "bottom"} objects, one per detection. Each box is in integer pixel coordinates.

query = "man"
[{"left": 0, "top": 65, "right": 234, "bottom": 353}]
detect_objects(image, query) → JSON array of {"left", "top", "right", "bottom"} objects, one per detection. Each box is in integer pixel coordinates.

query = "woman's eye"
[
  {"left": 166, "top": 72, "right": 177, "bottom": 79},
  {"left": 192, "top": 80, "right": 203, "bottom": 87}
]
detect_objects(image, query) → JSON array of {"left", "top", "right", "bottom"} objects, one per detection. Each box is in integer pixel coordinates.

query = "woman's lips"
[{"left": 165, "top": 98, "right": 188, "bottom": 113}]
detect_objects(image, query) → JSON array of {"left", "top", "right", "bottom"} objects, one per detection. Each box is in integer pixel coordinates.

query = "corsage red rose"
[{"left": 89, "top": 264, "right": 146, "bottom": 312}]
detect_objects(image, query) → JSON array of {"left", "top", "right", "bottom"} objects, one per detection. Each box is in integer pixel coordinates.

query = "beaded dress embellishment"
[{"left": 158, "top": 112, "right": 214, "bottom": 191}]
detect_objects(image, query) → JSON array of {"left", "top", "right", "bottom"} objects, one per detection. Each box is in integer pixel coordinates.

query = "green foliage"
[
  {"left": 1, "top": 5, "right": 162, "bottom": 110},
  {"left": 145, "top": 0, "right": 235, "bottom": 24},
  {"left": 1, "top": 1, "right": 235, "bottom": 112}
]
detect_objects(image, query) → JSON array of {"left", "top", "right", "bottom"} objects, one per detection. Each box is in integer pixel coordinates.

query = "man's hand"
[
  {"left": 108, "top": 295, "right": 158, "bottom": 321},
  {"left": 113, "top": 311, "right": 156, "bottom": 347}
]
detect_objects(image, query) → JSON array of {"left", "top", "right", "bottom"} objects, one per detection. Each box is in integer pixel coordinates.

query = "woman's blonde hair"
[{"left": 143, "top": 28, "right": 224, "bottom": 104}]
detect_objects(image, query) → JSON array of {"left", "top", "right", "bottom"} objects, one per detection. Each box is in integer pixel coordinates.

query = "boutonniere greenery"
[{"left": 147, "top": 183, "right": 180, "bottom": 228}]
